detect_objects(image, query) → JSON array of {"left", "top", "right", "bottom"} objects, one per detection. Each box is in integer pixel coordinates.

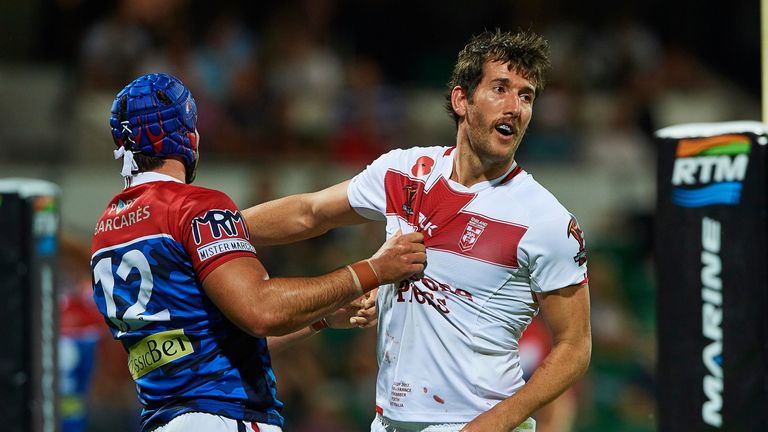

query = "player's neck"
[
  {"left": 151, "top": 159, "right": 187, "bottom": 183},
  {"left": 450, "top": 145, "right": 514, "bottom": 188}
]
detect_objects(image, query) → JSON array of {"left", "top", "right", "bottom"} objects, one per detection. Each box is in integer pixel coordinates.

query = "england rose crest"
[{"left": 459, "top": 217, "right": 488, "bottom": 252}]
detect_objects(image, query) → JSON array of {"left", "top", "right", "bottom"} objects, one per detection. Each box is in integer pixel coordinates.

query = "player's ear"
[{"left": 451, "top": 86, "right": 468, "bottom": 118}]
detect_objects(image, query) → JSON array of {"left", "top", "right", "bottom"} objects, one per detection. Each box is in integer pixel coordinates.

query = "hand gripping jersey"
[
  {"left": 90, "top": 173, "right": 283, "bottom": 431},
  {"left": 347, "top": 147, "right": 588, "bottom": 422}
]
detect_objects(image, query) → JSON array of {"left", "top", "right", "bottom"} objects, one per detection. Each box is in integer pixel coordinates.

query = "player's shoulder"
[
  {"left": 508, "top": 169, "right": 574, "bottom": 223},
  {"left": 159, "top": 182, "right": 233, "bottom": 204},
  {"left": 372, "top": 145, "right": 452, "bottom": 173},
  {"left": 182, "top": 183, "right": 231, "bottom": 199},
  {"left": 144, "top": 182, "right": 239, "bottom": 222},
  {"left": 375, "top": 146, "right": 451, "bottom": 166}
]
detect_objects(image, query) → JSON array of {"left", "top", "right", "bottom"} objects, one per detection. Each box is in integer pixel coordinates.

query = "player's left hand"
[
  {"left": 350, "top": 288, "right": 377, "bottom": 328},
  {"left": 325, "top": 290, "right": 377, "bottom": 329}
]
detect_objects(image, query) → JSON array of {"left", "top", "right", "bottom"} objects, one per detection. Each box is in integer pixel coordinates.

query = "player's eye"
[{"left": 521, "top": 93, "right": 534, "bottom": 103}]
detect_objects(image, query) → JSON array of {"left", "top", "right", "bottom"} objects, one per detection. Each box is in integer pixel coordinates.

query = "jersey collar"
[
  {"left": 130, "top": 172, "right": 184, "bottom": 187},
  {"left": 442, "top": 148, "right": 521, "bottom": 192}
]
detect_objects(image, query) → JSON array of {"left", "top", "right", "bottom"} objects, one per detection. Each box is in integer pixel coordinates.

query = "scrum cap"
[{"left": 109, "top": 73, "right": 198, "bottom": 179}]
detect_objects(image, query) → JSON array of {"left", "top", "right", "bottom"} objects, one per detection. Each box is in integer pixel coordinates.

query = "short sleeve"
[
  {"left": 347, "top": 149, "right": 405, "bottom": 221},
  {"left": 175, "top": 189, "right": 257, "bottom": 282},
  {"left": 523, "top": 212, "right": 588, "bottom": 292}
]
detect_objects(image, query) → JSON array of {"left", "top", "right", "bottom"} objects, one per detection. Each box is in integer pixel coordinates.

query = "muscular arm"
[
  {"left": 202, "top": 235, "right": 423, "bottom": 338},
  {"left": 241, "top": 180, "right": 369, "bottom": 246},
  {"left": 231, "top": 179, "right": 382, "bottom": 346},
  {"left": 462, "top": 283, "right": 591, "bottom": 432},
  {"left": 203, "top": 257, "right": 363, "bottom": 337},
  {"left": 267, "top": 292, "right": 377, "bottom": 354}
]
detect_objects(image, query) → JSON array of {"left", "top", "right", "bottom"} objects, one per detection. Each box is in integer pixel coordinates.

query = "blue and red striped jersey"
[{"left": 90, "top": 172, "right": 283, "bottom": 431}]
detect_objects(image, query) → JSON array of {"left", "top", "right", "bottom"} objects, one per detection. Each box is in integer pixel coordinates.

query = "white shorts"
[
  {"left": 370, "top": 413, "right": 536, "bottom": 432},
  {"left": 151, "top": 412, "right": 283, "bottom": 432}
]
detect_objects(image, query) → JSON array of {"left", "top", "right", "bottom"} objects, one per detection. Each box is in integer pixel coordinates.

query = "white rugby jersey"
[{"left": 347, "top": 146, "right": 588, "bottom": 422}]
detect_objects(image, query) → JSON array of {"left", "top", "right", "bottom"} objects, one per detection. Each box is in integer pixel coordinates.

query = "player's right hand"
[{"left": 368, "top": 230, "right": 426, "bottom": 284}]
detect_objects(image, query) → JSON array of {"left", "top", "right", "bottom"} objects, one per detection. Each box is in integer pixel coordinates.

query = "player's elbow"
[
  {"left": 300, "top": 197, "right": 334, "bottom": 236},
  {"left": 296, "top": 211, "right": 323, "bottom": 236},
  {"left": 574, "top": 335, "right": 592, "bottom": 378},
  {"left": 557, "top": 332, "right": 591, "bottom": 380},
  {"left": 240, "top": 311, "right": 294, "bottom": 338}
]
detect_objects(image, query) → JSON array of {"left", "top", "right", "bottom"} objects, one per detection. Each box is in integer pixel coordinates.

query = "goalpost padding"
[
  {"left": 655, "top": 121, "right": 768, "bottom": 431},
  {"left": 0, "top": 179, "right": 60, "bottom": 432}
]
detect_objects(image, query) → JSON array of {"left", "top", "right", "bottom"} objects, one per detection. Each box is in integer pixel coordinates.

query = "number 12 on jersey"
[{"left": 92, "top": 249, "right": 169, "bottom": 337}]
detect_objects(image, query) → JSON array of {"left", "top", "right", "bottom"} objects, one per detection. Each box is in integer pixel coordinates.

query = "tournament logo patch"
[
  {"left": 459, "top": 217, "right": 488, "bottom": 252},
  {"left": 191, "top": 209, "right": 256, "bottom": 261},
  {"left": 402, "top": 184, "right": 418, "bottom": 216},
  {"left": 411, "top": 156, "right": 435, "bottom": 177},
  {"left": 567, "top": 215, "right": 587, "bottom": 266}
]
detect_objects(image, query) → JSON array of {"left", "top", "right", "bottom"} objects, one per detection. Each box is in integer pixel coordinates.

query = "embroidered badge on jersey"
[
  {"left": 411, "top": 156, "right": 435, "bottom": 177},
  {"left": 401, "top": 184, "right": 419, "bottom": 216},
  {"left": 459, "top": 217, "right": 488, "bottom": 252},
  {"left": 567, "top": 215, "right": 587, "bottom": 266}
]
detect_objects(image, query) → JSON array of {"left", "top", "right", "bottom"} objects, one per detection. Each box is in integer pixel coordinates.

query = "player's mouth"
[{"left": 494, "top": 121, "right": 516, "bottom": 138}]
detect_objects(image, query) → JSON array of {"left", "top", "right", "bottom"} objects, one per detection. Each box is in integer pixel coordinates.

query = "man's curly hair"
[{"left": 445, "top": 29, "right": 551, "bottom": 126}]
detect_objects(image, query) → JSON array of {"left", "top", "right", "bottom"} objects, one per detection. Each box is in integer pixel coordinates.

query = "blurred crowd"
[{"left": 11, "top": 0, "right": 760, "bottom": 431}]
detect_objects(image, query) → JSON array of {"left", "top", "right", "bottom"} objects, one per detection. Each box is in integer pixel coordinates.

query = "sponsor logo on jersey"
[
  {"left": 671, "top": 134, "right": 751, "bottom": 207},
  {"left": 127, "top": 328, "right": 193, "bottom": 380},
  {"left": 700, "top": 217, "right": 723, "bottom": 427},
  {"left": 396, "top": 276, "right": 474, "bottom": 315},
  {"left": 417, "top": 212, "right": 438, "bottom": 236},
  {"left": 410, "top": 156, "right": 435, "bottom": 177},
  {"left": 567, "top": 215, "right": 587, "bottom": 266},
  {"left": 94, "top": 205, "right": 151, "bottom": 235},
  {"left": 191, "top": 209, "right": 249, "bottom": 245},
  {"left": 110, "top": 198, "right": 139, "bottom": 215},
  {"left": 197, "top": 239, "right": 256, "bottom": 261},
  {"left": 459, "top": 217, "right": 487, "bottom": 252},
  {"left": 192, "top": 209, "right": 255, "bottom": 260}
]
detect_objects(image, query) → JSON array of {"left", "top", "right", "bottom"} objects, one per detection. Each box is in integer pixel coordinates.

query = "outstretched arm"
[
  {"left": 242, "top": 180, "right": 369, "bottom": 246},
  {"left": 202, "top": 232, "right": 422, "bottom": 338},
  {"left": 461, "top": 283, "right": 591, "bottom": 432},
  {"left": 266, "top": 292, "right": 377, "bottom": 354}
]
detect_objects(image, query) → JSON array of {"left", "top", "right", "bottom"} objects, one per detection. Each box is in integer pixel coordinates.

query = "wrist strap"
[
  {"left": 346, "top": 260, "right": 380, "bottom": 295},
  {"left": 311, "top": 318, "right": 329, "bottom": 332}
]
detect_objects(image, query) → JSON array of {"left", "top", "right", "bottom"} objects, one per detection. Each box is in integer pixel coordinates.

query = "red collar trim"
[{"left": 499, "top": 165, "right": 523, "bottom": 185}]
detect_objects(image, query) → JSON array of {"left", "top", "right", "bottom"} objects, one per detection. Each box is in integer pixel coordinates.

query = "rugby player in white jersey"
[{"left": 242, "top": 29, "right": 591, "bottom": 432}]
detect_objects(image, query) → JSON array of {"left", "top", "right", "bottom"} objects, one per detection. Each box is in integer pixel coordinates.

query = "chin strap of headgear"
[{"left": 114, "top": 120, "right": 139, "bottom": 188}]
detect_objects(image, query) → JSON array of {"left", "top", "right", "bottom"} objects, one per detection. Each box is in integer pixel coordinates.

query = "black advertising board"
[
  {"left": 655, "top": 122, "right": 768, "bottom": 431},
  {"left": 0, "top": 179, "right": 60, "bottom": 432}
]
